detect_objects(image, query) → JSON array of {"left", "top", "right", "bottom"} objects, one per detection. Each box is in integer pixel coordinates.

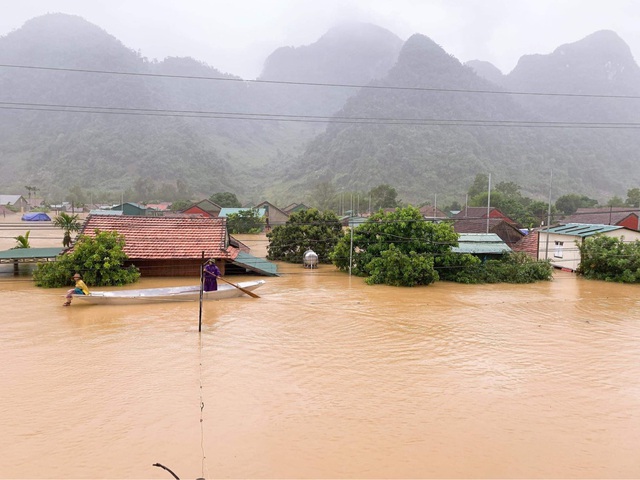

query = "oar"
[{"left": 217, "top": 276, "right": 260, "bottom": 298}]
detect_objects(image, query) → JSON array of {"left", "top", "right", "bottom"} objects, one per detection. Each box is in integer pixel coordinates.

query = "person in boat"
[
  {"left": 203, "top": 259, "right": 222, "bottom": 292},
  {"left": 63, "top": 272, "right": 90, "bottom": 306}
]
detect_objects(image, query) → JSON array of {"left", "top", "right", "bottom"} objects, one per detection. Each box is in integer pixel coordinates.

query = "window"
[{"left": 554, "top": 241, "right": 564, "bottom": 258}]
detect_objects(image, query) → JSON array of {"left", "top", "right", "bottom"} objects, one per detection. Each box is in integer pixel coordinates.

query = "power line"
[
  {"left": 2, "top": 63, "right": 640, "bottom": 100},
  {"left": 3, "top": 102, "right": 640, "bottom": 129}
]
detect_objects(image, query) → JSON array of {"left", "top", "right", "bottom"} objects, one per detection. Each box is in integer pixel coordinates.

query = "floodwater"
[{"left": 1, "top": 229, "right": 640, "bottom": 478}]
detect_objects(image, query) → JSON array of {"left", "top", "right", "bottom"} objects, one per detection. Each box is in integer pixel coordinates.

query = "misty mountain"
[
  {"left": 464, "top": 60, "right": 506, "bottom": 86},
  {"left": 0, "top": 14, "right": 404, "bottom": 202},
  {"left": 1, "top": 14, "right": 640, "bottom": 207},
  {"left": 258, "top": 22, "right": 402, "bottom": 116},
  {"left": 277, "top": 32, "right": 640, "bottom": 204}
]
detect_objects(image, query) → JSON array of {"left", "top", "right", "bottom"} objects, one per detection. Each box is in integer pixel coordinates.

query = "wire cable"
[{"left": 3, "top": 63, "right": 640, "bottom": 100}]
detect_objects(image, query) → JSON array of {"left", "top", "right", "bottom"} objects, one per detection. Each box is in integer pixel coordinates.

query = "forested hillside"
[
  {"left": 0, "top": 14, "right": 399, "bottom": 203},
  {"left": 277, "top": 32, "right": 640, "bottom": 204},
  {"left": 1, "top": 14, "right": 639, "bottom": 206}
]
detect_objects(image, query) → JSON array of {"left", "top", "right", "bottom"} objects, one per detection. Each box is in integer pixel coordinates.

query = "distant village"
[{"left": 2, "top": 192, "right": 640, "bottom": 277}]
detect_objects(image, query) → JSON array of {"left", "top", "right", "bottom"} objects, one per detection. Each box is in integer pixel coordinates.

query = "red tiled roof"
[
  {"left": 419, "top": 205, "right": 448, "bottom": 218},
  {"left": 79, "top": 215, "right": 239, "bottom": 260},
  {"left": 561, "top": 208, "right": 640, "bottom": 227},
  {"left": 512, "top": 230, "right": 539, "bottom": 259}
]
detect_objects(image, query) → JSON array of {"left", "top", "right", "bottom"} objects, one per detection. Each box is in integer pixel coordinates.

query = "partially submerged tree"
[
  {"left": 577, "top": 235, "right": 640, "bottom": 283},
  {"left": 267, "top": 208, "right": 343, "bottom": 263},
  {"left": 53, "top": 212, "right": 82, "bottom": 248},
  {"left": 12, "top": 231, "right": 31, "bottom": 249},
  {"left": 226, "top": 209, "right": 264, "bottom": 234},
  {"left": 33, "top": 230, "right": 140, "bottom": 288},
  {"left": 331, "top": 205, "right": 477, "bottom": 286}
]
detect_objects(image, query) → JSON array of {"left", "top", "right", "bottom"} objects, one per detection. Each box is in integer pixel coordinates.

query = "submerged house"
[
  {"left": 538, "top": 223, "right": 640, "bottom": 271},
  {"left": 453, "top": 233, "right": 512, "bottom": 261},
  {"left": 78, "top": 215, "right": 277, "bottom": 277}
]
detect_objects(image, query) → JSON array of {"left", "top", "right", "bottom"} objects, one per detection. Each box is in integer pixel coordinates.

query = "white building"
[{"left": 538, "top": 223, "right": 640, "bottom": 271}]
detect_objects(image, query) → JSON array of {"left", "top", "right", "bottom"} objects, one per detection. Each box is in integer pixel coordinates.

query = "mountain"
[
  {"left": 277, "top": 32, "right": 640, "bottom": 204},
  {"left": 1, "top": 15, "right": 640, "bottom": 207},
  {"left": 259, "top": 22, "right": 402, "bottom": 116},
  {"left": 464, "top": 60, "right": 505, "bottom": 86},
  {"left": 0, "top": 15, "right": 403, "bottom": 204}
]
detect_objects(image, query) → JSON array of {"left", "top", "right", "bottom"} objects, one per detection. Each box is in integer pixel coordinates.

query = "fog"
[{"left": 2, "top": 0, "right": 640, "bottom": 79}]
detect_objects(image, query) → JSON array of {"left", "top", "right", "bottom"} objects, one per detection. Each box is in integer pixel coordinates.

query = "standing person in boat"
[
  {"left": 63, "top": 273, "right": 90, "bottom": 306},
  {"left": 203, "top": 259, "right": 222, "bottom": 292}
]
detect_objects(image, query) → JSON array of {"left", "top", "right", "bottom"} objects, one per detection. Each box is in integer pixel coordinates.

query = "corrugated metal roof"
[
  {"left": 0, "top": 247, "right": 63, "bottom": 260},
  {"left": 233, "top": 252, "right": 279, "bottom": 276},
  {"left": 452, "top": 233, "right": 512, "bottom": 255},
  {"left": 545, "top": 223, "right": 622, "bottom": 237}
]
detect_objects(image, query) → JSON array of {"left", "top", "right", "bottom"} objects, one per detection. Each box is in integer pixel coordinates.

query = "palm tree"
[
  {"left": 12, "top": 231, "right": 31, "bottom": 249},
  {"left": 53, "top": 212, "right": 81, "bottom": 248}
]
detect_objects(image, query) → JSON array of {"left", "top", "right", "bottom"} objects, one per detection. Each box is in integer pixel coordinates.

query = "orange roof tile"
[{"left": 79, "top": 215, "right": 239, "bottom": 260}]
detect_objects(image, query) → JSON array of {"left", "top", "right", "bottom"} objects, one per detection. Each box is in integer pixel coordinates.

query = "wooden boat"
[{"left": 72, "top": 279, "right": 265, "bottom": 305}]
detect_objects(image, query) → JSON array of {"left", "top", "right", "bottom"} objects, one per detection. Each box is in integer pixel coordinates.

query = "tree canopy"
[
  {"left": 33, "top": 230, "right": 140, "bottom": 287},
  {"left": 267, "top": 208, "right": 343, "bottom": 263}
]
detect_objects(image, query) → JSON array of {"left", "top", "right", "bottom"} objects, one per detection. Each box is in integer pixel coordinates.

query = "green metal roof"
[
  {"left": 544, "top": 223, "right": 622, "bottom": 237},
  {"left": 0, "top": 247, "right": 63, "bottom": 261},
  {"left": 233, "top": 252, "right": 279, "bottom": 276},
  {"left": 452, "top": 233, "right": 511, "bottom": 255}
]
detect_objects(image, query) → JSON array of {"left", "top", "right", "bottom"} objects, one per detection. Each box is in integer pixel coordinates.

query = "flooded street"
[{"left": 2, "top": 256, "right": 640, "bottom": 479}]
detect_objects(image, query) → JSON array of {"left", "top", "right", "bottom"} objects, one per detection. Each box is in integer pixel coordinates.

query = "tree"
[
  {"left": 308, "top": 181, "right": 338, "bottom": 212},
  {"left": 33, "top": 230, "right": 140, "bottom": 288},
  {"left": 467, "top": 173, "right": 489, "bottom": 198},
  {"left": 12, "top": 231, "right": 31, "bottom": 249},
  {"left": 53, "top": 212, "right": 81, "bottom": 248},
  {"left": 267, "top": 208, "right": 343, "bottom": 263},
  {"left": 369, "top": 184, "right": 400, "bottom": 210},
  {"left": 226, "top": 209, "right": 265, "bottom": 234},
  {"left": 577, "top": 235, "right": 640, "bottom": 283},
  {"left": 209, "top": 192, "right": 241, "bottom": 207},
  {"left": 625, "top": 188, "right": 640, "bottom": 208},
  {"left": 331, "top": 205, "right": 478, "bottom": 286},
  {"left": 555, "top": 193, "right": 598, "bottom": 214},
  {"left": 606, "top": 196, "right": 625, "bottom": 207}
]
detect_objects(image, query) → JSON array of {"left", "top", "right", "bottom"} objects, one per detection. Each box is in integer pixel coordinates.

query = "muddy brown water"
[{"left": 1, "top": 230, "right": 640, "bottom": 478}]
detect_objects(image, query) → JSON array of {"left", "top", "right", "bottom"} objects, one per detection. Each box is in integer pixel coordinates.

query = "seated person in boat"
[
  {"left": 63, "top": 273, "right": 90, "bottom": 306},
  {"left": 204, "top": 259, "right": 222, "bottom": 292}
]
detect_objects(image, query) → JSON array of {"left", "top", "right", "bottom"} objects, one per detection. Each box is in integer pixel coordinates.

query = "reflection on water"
[{"left": 1, "top": 265, "right": 640, "bottom": 478}]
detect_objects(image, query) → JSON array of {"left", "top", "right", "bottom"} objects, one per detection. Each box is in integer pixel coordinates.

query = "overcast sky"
[{"left": 2, "top": 0, "right": 640, "bottom": 79}]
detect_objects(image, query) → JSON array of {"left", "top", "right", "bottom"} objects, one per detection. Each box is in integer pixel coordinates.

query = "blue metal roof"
[
  {"left": 233, "top": 252, "right": 279, "bottom": 276},
  {"left": 545, "top": 223, "right": 622, "bottom": 237}
]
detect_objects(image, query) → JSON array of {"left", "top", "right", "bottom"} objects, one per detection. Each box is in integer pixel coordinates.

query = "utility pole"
[
  {"left": 486, "top": 173, "right": 491, "bottom": 234},
  {"left": 544, "top": 169, "right": 553, "bottom": 261}
]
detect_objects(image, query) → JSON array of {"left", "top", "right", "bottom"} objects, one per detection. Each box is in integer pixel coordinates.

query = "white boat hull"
[{"left": 72, "top": 280, "right": 265, "bottom": 305}]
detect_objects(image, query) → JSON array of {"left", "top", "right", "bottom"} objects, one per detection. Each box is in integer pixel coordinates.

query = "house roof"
[
  {"left": 452, "top": 233, "right": 512, "bottom": 255},
  {"left": 543, "top": 223, "right": 624, "bottom": 237},
  {"left": 419, "top": 205, "right": 448, "bottom": 218},
  {"left": 0, "top": 247, "right": 63, "bottom": 262},
  {"left": 79, "top": 215, "right": 239, "bottom": 260},
  {"left": 0, "top": 195, "right": 26, "bottom": 206},
  {"left": 254, "top": 201, "right": 289, "bottom": 217},
  {"left": 561, "top": 207, "right": 639, "bottom": 226},
  {"left": 452, "top": 218, "right": 518, "bottom": 233},
  {"left": 512, "top": 230, "right": 540, "bottom": 259}
]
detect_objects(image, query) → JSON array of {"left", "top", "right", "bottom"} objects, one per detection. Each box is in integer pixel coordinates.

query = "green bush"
[
  {"left": 33, "top": 230, "right": 140, "bottom": 288},
  {"left": 577, "top": 235, "right": 640, "bottom": 283}
]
